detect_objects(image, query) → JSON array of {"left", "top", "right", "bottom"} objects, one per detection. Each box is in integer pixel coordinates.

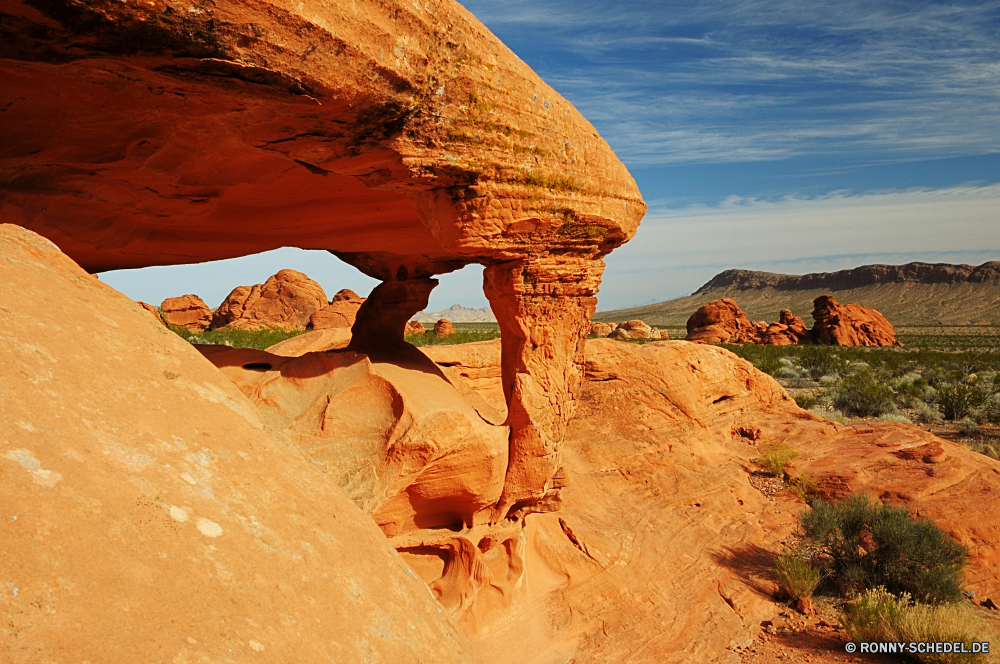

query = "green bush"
[
  {"left": 799, "top": 345, "right": 847, "bottom": 380},
  {"left": 936, "top": 373, "right": 995, "bottom": 421},
  {"left": 169, "top": 325, "right": 305, "bottom": 350},
  {"left": 841, "top": 587, "right": 997, "bottom": 664},
  {"left": 794, "top": 394, "right": 818, "bottom": 410},
  {"left": 831, "top": 370, "right": 895, "bottom": 417},
  {"left": 772, "top": 554, "right": 821, "bottom": 600},
  {"left": 754, "top": 441, "right": 799, "bottom": 477},
  {"left": 800, "top": 494, "right": 967, "bottom": 604},
  {"left": 405, "top": 329, "right": 501, "bottom": 346}
]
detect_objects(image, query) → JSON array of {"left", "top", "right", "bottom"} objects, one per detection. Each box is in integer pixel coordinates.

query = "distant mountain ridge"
[
  {"left": 698, "top": 262, "right": 1000, "bottom": 293},
  {"left": 413, "top": 304, "right": 497, "bottom": 323},
  {"left": 596, "top": 261, "right": 1000, "bottom": 327}
]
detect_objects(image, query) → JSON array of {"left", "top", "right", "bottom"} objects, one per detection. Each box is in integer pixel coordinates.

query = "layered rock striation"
[{"left": 1, "top": 0, "right": 646, "bottom": 517}]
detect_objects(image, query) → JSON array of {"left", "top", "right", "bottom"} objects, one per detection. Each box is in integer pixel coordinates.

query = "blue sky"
[{"left": 102, "top": 0, "right": 1000, "bottom": 311}]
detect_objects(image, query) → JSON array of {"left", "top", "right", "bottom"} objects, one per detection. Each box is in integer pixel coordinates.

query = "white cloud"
[{"left": 597, "top": 183, "right": 1000, "bottom": 308}]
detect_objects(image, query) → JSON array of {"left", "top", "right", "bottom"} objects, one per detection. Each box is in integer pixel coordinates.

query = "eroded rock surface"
[
  {"left": 160, "top": 294, "right": 212, "bottom": 331},
  {"left": 685, "top": 297, "right": 759, "bottom": 343},
  {"left": 405, "top": 338, "right": 1000, "bottom": 663},
  {"left": 1, "top": 0, "right": 646, "bottom": 517},
  {"left": 0, "top": 224, "right": 481, "bottom": 664},
  {"left": 810, "top": 295, "right": 901, "bottom": 347},
  {"left": 211, "top": 269, "right": 327, "bottom": 330},
  {"left": 196, "top": 344, "right": 509, "bottom": 535}
]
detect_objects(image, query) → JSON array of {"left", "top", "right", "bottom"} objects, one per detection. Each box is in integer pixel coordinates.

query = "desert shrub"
[
  {"left": 811, "top": 407, "right": 849, "bottom": 424},
  {"left": 830, "top": 370, "right": 895, "bottom": 417},
  {"left": 169, "top": 325, "right": 304, "bottom": 350},
  {"left": 966, "top": 439, "right": 1000, "bottom": 462},
  {"left": 800, "top": 494, "right": 967, "bottom": 603},
  {"left": 896, "top": 374, "right": 930, "bottom": 408},
  {"left": 794, "top": 394, "right": 818, "bottom": 410},
  {"left": 915, "top": 401, "right": 944, "bottom": 424},
  {"left": 405, "top": 328, "right": 500, "bottom": 346},
  {"left": 799, "top": 345, "right": 847, "bottom": 381},
  {"left": 772, "top": 554, "right": 821, "bottom": 600},
  {"left": 787, "top": 474, "right": 820, "bottom": 503},
  {"left": 841, "top": 587, "right": 997, "bottom": 664},
  {"left": 935, "top": 373, "right": 995, "bottom": 421},
  {"left": 876, "top": 412, "right": 913, "bottom": 424},
  {"left": 754, "top": 441, "right": 799, "bottom": 477},
  {"left": 725, "top": 344, "right": 784, "bottom": 376},
  {"left": 978, "top": 394, "right": 1000, "bottom": 424},
  {"left": 957, "top": 417, "right": 980, "bottom": 436}
]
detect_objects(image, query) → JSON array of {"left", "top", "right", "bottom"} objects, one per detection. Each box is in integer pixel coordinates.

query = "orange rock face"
[
  {"left": 211, "top": 269, "right": 326, "bottom": 330},
  {"left": 0, "top": 225, "right": 481, "bottom": 664},
  {"left": 811, "top": 295, "right": 901, "bottom": 346},
  {"left": 589, "top": 321, "right": 616, "bottom": 337},
  {"left": 1, "top": 0, "right": 647, "bottom": 515},
  {"left": 404, "top": 338, "right": 1000, "bottom": 662},
  {"left": 196, "top": 343, "right": 509, "bottom": 535},
  {"left": 685, "top": 297, "right": 759, "bottom": 343},
  {"left": 435, "top": 318, "right": 456, "bottom": 336},
  {"left": 137, "top": 300, "right": 163, "bottom": 323},
  {"left": 160, "top": 294, "right": 212, "bottom": 331},
  {"left": 406, "top": 320, "right": 428, "bottom": 335}
]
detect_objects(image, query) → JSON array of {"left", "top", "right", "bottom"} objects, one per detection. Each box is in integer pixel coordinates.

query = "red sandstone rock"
[
  {"left": 590, "top": 322, "right": 616, "bottom": 337},
  {"left": 137, "top": 301, "right": 162, "bottom": 324},
  {"left": 1, "top": 0, "right": 648, "bottom": 520},
  {"left": 406, "top": 320, "right": 428, "bottom": 335},
  {"left": 160, "top": 294, "right": 212, "bottom": 331},
  {"left": 614, "top": 319, "right": 655, "bottom": 340},
  {"left": 0, "top": 224, "right": 481, "bottom": 664},
  {"left": 810, "top": 295, "right": 901, "bottom": 346},
  {"left": 685, "top": 298, "right": 759, "bottom": 343},
  {"left": 265, "top": 328, "right": 352, "bottom": 356},
  {"left": 435, "top": 318, "right": 456, "bottom": 337},
  {"left": 197, "top": 344, "right": 509, "bottom": 535},
  {"left": 212, "top": 269, "right": 326, "bottom": 330},
  {"left": 309, "top": 292, "right": 367, "bottom": 330}
]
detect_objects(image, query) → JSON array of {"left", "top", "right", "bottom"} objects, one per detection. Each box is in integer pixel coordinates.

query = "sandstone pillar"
[
  {"left": 348, "top": 276, "right": 438, "bottom": 365},
  {"left": 484, "top": 257, "right": 604, "bottom": 520}
]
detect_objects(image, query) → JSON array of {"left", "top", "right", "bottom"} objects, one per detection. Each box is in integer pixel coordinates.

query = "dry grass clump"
[
  {"left": 772, "top": 554, "right": 821, "bottom": 601},
  {"left": 841, "top": 587, "right": 998, "bottom": 664},
  {"left": 754, "top": 441, "right": 799, "bottom": 477}
]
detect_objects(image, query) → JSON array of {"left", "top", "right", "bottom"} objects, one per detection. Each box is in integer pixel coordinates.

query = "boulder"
[
  {"left": 309, "top": 291, "right": 367, "bottom": 330},
  {"left": 810, "top": 295, "right": 901, "bottom": 346},
  {"left": 615, "top": 319, "right": 654, "bottom": 339},
  {"left": 0, "top": 224, "right": 481, "bottom": 664},
  {"left": 332, "top": 288, "right": 361, "bottom": 302},
  {"left": 212, "top": 269, "right": 327, "bottom": 331},
  {"left": 406, "top": 320, "right": 428, "bottom": 335},
  {"left": 160, "top": 294, "right": 212, "bottom": 331},
  {"left": 590, "top": 321, "right": 616, "bottom": 337},
  {"left": 435, "top": 319, "right": 456, "bottom": 337},
  {"left": 685, "top": 298, "right": 759, "bottom": 344}
]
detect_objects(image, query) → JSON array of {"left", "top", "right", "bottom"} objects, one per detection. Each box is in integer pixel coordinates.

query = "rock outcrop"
[
  {"left": 686, "top": 298, "right": 900, "bottom": 347},
  {"left": 435, "top": 318, "right": 456, "bottom": 337},
  {"left": 309, "top": 289, "right": 367, "bottom": 330},
  {"left": 810, "top": 295, "right": 901, "bottom": 347},
  {"left": 160, "top": 294, "right": 212, "bottom": 331},
  {"left": 211, "top": 269, "right": 327, "bottom": 330},
  {"left": 407, "top": 337, "right": 1000, "bottom": 662},
  {"left": 0, "top": 224, "right": 481, "bottom": 664},
  {"left": 264, "top": 328, "right": 352, "bottom": 356},
  {"left": 1, "top": 0, "right": 647, "bottom": 516},
  {"left": 137, "top": 301, "right": 163, "bottom": 323},
  {"left": 406, "top": 320, "right": 428, "bottom": 335},
  {"left": 196, "top": 343, "right": 510, "bottom": 535},
  {"left": 609, "top": 319, "right": 654, "bottom": 340},
  {"left": 685, "top": 297, "right": 759, "bottom": 343}
]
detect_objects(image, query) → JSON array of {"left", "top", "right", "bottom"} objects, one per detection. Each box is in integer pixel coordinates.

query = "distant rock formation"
[
  {"left": 309, "top": 289, "right": 367, "bottom": 330},
  {"left": 434, "top": 319, "right": 456, "bottom": 337},
  {"left": 811, "top": 295, "right": 901, "bottom": 347},
  {"left": 685, "top": 298, "right": 760, "bottom": 344},
  {"left": 160, "top": 294, "right": 212, "bottom": 331},
  {"left": 685, "top": 297, "right": 900, "bottom": 346},
  {"left": 212, "top": 269, "right": 327, "bottom": 331},
  {"left": 405, "top": 321, "right": 428, "bottom": 335},
  {"left": 590, "top": 322, "right": 616, "bottom": 337}
]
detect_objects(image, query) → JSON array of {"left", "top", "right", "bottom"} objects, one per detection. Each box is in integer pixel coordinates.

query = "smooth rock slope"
[{"left": 0, "top": 224, "right": 481, "bottom": 663}]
